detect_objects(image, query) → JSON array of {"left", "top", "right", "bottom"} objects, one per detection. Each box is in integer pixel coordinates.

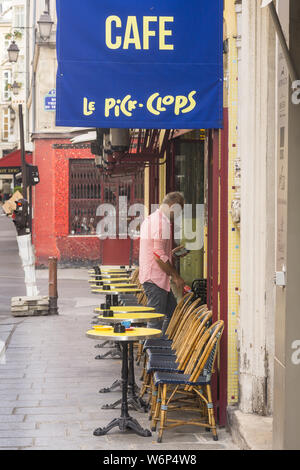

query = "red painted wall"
[
  {"left": 32, "top": 138, "right": 140, "bottom": 267},
  {"left": 32, "top": 138, "right": 101, "bottom": 266}
]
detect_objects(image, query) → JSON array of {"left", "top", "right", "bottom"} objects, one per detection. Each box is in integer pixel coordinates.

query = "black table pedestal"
[
  {"left": 101, "top": 343, "right": 147, "bottom": 412},
  {"left": 94, "top": 342, "right": 151, "bottom": 437}
]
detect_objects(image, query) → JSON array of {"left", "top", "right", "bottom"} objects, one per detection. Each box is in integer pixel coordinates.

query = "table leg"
[
  {"left": 127, "top": 343, "right": 148, "bottom": 412},
  {"left": 94, "top": 342, "right": 151, "bottom": 437},
  {"left": 101, "top": 343, "right": 145, "bottom": 412}
]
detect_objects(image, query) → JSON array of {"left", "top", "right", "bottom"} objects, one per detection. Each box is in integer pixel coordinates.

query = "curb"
[{"left": 227, "top": 405, "right": 273, "bottom": 450}]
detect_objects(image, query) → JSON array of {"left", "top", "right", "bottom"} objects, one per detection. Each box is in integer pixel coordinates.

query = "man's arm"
[{"left": 154, "top": 257, "right": 185, "bottom": 292}]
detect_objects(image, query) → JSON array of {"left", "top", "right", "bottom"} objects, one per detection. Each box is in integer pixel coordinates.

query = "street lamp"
[
  {"left": 37, "top": 10, "right": 54, "bottom": 41},
  {"left": 12, "top": 81, "right": 21, "bottom": 96},
  {"left": 7, "top": 41, "right": 20, "bottom": 63}
]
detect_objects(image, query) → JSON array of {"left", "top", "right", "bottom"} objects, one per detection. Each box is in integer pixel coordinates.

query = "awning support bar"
[{"left": 263, "top": 1, "right": 299, "bottom": 83}]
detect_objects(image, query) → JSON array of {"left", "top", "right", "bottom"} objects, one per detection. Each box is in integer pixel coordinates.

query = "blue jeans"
[{"left": 143, "top": 282, "right": 177, "bottom": 333}]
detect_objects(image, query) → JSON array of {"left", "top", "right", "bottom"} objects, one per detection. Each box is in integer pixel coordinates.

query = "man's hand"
[
  {"left": 172, "top": 274, "right": 186, "bottom": 292},
  {"left": 172, "top": 245, "right": 189, "bottom": 258}
]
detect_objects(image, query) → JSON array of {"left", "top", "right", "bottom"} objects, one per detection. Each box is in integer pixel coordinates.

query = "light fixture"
[
  {"left": 7, "top": 41, "right": 20, "bottom": 63},
  {"left": 37, "top": 10, "right": 54, "bottom": 41},
  {"left": 12, "top": 81, "right": 20, "bottom": 96}
]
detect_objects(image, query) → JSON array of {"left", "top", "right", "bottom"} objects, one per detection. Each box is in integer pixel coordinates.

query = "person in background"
[
  {"left": 139, "top": 192, "right": 187, "bottom": 331},
  {"left": 2, "top": 180, "right": 11, "bottom": 202}
]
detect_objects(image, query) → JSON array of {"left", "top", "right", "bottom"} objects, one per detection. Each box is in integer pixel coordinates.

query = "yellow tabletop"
[
  {"left": 89, "top": 278, "right": 131, "bottom": 283},
  {"left": 94, "top": 306, "right": 155, "bottom": 313},
  {"left": 86, "top": 327, "right": 162, "bottom": 342},
  {"left": 89, "top": 265, "right": 132, "bottom": 270},
  {"left": 96, "top": 269, "right": 129, "bottom": 273},
  {"left": 97, "top": 312, "right": 164, "bottom": 324},
  {"left": 91, "top": 283, "right": 138, "bottom": 289},
  {"left": 88, "top": 270, "right": 129, "bottom": 275},
  {"left": 89, "top": 273, "right": 131, "bottom": 279},
  {"left": 92, "top": 288, "right": 142, "bottom": 294}
]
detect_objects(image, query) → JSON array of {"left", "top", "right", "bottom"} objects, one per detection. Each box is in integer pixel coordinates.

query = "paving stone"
[
  {"left": 0, "top": 438, "right": 33, "bottom": 447},
  {"left": 0, "top": 415, "right": 25, "bottom": 423},
  {"left": 18, "top": 393, "right": 67, "bottom": 401},
  {"left": 0, "top": 429, "right": 66, "bottom": 438},
  {"left": 0, "top": 372, "right": 25, "bottom": 379},
  {"left": 36, "top": 423, "right": 70, "bottom": 432},
  {"left": 14, "top": 406, "right": 81, "bottom": 415},
  {"left": 0, "top": 423, "right": 37, "bottom": 431},
  {"left": 0, "top": 400, "right": 40, "bottom": 408},
  {"left": 33, "top": 437, "right": 104, "bottom": 450},
  {"left": 24, "top": 413, "right": 99, "bottom": 423},
  {"left": 0, "top": 408, "right": 14, "bottom": 415},
  {"left": 0, "top": 393, "right": 18, "bottom": 400}
]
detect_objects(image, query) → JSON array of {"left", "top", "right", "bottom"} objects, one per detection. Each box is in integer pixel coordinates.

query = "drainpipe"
[
  {"left": 31, "top": 0, "right": 37, "bottom": 135},
  {"left": 25, "top": 0, "right": 30, "bottom": 142}
]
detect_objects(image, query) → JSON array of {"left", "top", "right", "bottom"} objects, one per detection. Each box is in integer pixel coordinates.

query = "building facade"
[{"left": 4, "top": 0, "right": 300, "bottom": 448}]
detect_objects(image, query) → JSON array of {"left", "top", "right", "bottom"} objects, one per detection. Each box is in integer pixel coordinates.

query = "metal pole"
[
  {"left": 18, "top": 104, "right": 27, "bottom": 198},
  {"left": 29, "top": 185, "right": 32, "bottom": 233},
  {"left": 49, "top": 257, "right": 58, "bottom": 315},
  {"left": 268, "top": 2, "right": 299, "bottom": 82}
]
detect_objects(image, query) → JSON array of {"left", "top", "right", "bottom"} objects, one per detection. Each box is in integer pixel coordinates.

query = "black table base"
[
  {"left": 93, "top": 417, "right": 151, "bottom": 437},
  {"left": 101, "top": 395, "right": 148, "bottom": 413},
  {"left": 99, "top": 380, "right": 139, "bottom": 394},
  {"left": 94, "top": 340, "right": 115, "bottom": 348},
  {"left": 94, "top": 341, "right": 151, "bottom": 438},
  {"left": 100, "top": 343, "right": 147, "bottom": 412},
  {"left": 95, "top": 349, "right": 122, "bottom": 360}
]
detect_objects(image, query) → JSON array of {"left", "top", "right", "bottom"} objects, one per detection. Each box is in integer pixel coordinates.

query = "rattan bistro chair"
[
  {"left": 147, "top": 309, "right": 212, "bottom": 417},
  {"left": 139, "top": 299, "right": 205, "bottom": 399},
  {"left": 136, "top": 292, "right": 195, "bottom": 366},
  {"left": 152, "top": 320, "right": 224, "bottom": 443},
  {"left": 143, "top": 295, "right": 201, "bottom": 351}
]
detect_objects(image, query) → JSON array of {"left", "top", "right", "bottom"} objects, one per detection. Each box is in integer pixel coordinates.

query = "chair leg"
[
  {"left": 149, "top": 375, "right": 157, "bottom": 419},
  {"left": 136, "top": 343, "right": 143, "bottom": 365},
  {"left": 206, "top": 385, "right": 218, "bottom": 441},
  {"left": 139, "top": 372, "right": 150, "bottom": 399},
  {"left": 157, "top": 384, "right": 168, "bottom": 443},
  {"left": 151, "top": 384, "right": 161, "bottom": 432},
  {"left": 140, "top": 354, "right": 147, "bottom": 382}
]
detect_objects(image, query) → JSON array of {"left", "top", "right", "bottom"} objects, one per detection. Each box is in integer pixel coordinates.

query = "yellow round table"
[
  {"left": 94, "top": 306, "right": 155, "bottom": 314},
  {"left": 86, "top": 327, "right": 161, "bottom": 437},
  {"left": 89, "top": 273, "right": 131, "bottom": 279},
  {"left": 91, "top": 288, "right": 142, "bottom": 294},
  {"left": 90, "top": 268, "right": 130, "bottom": 273},
  {"left": 97, "top": 312, "right": 164, "bottom": 325},
  {"left": 88, "top": 277, "right": 131, "bottom": 283},
  {"left": 90, "top": 283, "right": 138, "bottom": 289}
]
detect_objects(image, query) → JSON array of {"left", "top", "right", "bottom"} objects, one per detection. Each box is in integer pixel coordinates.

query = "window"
[
  {"left": 14, "top": 6, "right": 24, "bottom": 28},
  {"left": 4, "top": 36, "right": 10, "bottom": 59},
  {"left": 2, "top": 70, "right": 11, "bottom": 101},
  {"left": 69, "top": 159, "right": 103, "bottom": 235},
  {"left": 2, "top": 107, "right": 10, "bottom": 141},
  {"left": 69, "top": 159, "right": 144, "bottom": 236}
]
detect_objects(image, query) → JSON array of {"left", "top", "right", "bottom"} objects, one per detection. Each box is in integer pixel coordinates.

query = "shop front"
[
  {"left": 0, "top": 149, "right": 32, "bottom": 192},
  {"left": 32, "top": 138, "right": 143, "bottom": 266}
]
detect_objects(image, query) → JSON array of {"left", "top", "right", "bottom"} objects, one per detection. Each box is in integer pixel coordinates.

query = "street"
[{"left": 0, "top": 219, "right": 237, "bottom": 450}]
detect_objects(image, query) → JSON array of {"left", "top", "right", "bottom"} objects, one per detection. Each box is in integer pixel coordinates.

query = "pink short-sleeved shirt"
[{"left": 139, "top": 209, "right": 172, "bottom": 292}]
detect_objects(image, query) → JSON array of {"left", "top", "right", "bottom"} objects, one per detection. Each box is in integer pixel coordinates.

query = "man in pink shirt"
[{"left": 139, "top": 192, "right": 186, "bottom": 331}]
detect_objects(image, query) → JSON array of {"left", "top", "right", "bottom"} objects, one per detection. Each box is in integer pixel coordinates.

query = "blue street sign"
[
  {"left": 56, "top": 0, "right": 223, "bottom": 129},
  {"left": 45, "top": 89, "right": 56, "bottom": 111}
]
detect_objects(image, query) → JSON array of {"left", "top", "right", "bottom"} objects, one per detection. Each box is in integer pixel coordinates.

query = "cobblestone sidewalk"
[{"left": 0, "top": 270, "right": 237, "bottom": 450}]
